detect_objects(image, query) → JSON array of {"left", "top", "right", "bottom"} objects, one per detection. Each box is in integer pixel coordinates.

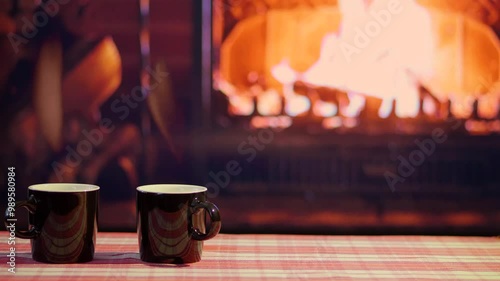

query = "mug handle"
[
  {"left": 4, "top": 194, "right": 40, "bottom": 239},
  {"left": 190, "top": 201, "right": 221, "bottom": 241}
]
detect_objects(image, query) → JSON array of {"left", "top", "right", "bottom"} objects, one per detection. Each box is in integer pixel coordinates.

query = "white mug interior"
[
  {"left": 137, "top": 184, "right": 207, "bottom": 194},
  {"left": 28, "top": 183, "right": 100, "bottom": 192}
]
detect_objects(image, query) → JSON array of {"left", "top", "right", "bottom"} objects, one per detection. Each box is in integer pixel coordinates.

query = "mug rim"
[
  {"left": 137, "top": 184, "right": 207, "bottom": 194},
  {"left": 29, "top": 183, "right": 100, "bottom": 192}
]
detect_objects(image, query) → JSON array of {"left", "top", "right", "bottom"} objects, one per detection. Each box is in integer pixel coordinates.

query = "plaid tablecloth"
[{"left": 1, "top": 232, "right": 499, "bottom": 280}]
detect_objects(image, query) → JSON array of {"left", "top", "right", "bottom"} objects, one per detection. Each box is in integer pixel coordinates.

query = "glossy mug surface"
[
  {"left": 137, "top": 184, "right": 221, "bottom": 263},
  {"left": 4, "top": 183, "right": 99, "bottom": 263}
]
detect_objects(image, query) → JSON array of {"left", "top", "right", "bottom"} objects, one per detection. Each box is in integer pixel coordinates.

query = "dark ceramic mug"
[
  {"left": 136, "top": 184, "right": 221, "bottom": 263},
  {"left": 4, "top": 183, "right": 99, "bottom": 263}
]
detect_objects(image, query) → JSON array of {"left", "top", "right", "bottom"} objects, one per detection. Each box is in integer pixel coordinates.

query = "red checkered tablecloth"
[{"left": 0, "top": 232, "right": 499, "bottom": 280}]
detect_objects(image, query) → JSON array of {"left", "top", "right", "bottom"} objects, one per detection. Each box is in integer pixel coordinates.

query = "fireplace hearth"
[
  {"left": 185, "top": 130, "right": 500, "bottom": 234},
  {"left": 189, "top": 0, "right": 500, "bottom": 234}
]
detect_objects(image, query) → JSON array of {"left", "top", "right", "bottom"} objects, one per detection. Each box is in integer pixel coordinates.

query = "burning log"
[
  {"left": 293, "top": 81, "right": 348, "bottom": 105},
  {"left": 472, "top": 99, "right": 480, "bottom": 120},
  {"left": 387, "top": 99, "right": 398, "bottom": 120},
  {"left": 418, "top": 83, "right": 445, "bottom": 119},
  {"left": 358, "top": 96, "right": 383, "bottom": 120}
]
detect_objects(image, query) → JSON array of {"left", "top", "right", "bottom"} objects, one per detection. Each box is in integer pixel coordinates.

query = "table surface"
[{"left": 0, "top": 232, "right": 499, "bottom": 280}]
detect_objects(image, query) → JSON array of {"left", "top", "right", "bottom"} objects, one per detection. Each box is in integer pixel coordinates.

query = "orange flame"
[
  {"left": 313, "top": 100, "right": 338, "bottom": 117},
  {"left": 257, "top": 89, "right": 282, "bottom": 116},
  {"left": 285, "top": 95, "right": 311, "bottom": 116},
  {"left": 217, "top": 0, "right": 499, "bottom": 132},
  {"left": 229, "top": 95, "right": 254, "bottom": 116},
  {"left": 271, "top": 0, "right": 435, "bottom": 120}
]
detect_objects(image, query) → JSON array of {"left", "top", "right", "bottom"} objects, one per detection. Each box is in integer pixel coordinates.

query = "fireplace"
[
  {"left": 190, "top": 0, "right": 500, "bottom": 234},
  {"left": 208, "top": 0, "right": 500, "bottom": 132}
]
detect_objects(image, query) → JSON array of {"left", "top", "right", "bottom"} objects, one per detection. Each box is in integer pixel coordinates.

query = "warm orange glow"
[
  {"left": 492, "top": 120, "right": 500, "bottom": 132},
  {"left": 313, "top": 100, "right": 338, "bottom": 117},
  {"left": 216, "top": 77, "right": 256, "bottom": 116},
  {"left": 466, "top": 120, "right": 500, "bottom": 135},
  {"left": 450, "top": 96, "right": 474, "bottom": 119},
  {"left": 251, "top": 116, "right": 292, "bottom": 129},
  {"left": 322, "top": 117, "right": 343, "bottom": 129},
  {"left": 342, "top": 94, "right": 365, "bottom": 118},
  {"left": 257, "top": 89, "right": 282, "bottom": 116},
  {"left": 229, "top": 95, "right": 254, "bottom": 116},
  {"left": 343, "top": 117, "right": 359, "bottom": 128},
  {"left": 423, "top": 97, "right": 437, "bottom": 116},
  {"left": 285, "top": 95, "right": 311, "bottom": 116},
  {"left": 217, "top": 0, "right": 500, "bottom": 132},
  {"left": 478, "top": 95, "right": 499, "bottom": 119},
  {"left": 378, "top": 98, "right": 394, "bottom": 119},
  {"left": 301, "top": 0, "right": 434, "bottom": 119},
  {"left": 267, "top": 0, "right": 436, "bottom": 120},
  {"left": 63, "top": 36, "right": 122, "bottom": 116},
  {"left": 271, "top": 59, "right": 299, "bottom": 85}
]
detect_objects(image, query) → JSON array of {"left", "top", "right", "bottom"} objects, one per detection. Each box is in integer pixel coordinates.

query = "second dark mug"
[
  {"left": 4, "top": 183, "right": 99, "bottom": 263},
  {"left": 136, "top": 184, "right": 221, "bottom": 263}
]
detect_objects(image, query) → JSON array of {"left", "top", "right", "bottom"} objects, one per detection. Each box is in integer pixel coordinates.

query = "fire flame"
[
  {"left": 272, "top": 0, "right": 436, "bottom": 119},
  {"left": 313, "top": 100, "right": 338, "bottom": 117},
  {"left": 216, "top": 0, "right": 500, "bottom": 131}
]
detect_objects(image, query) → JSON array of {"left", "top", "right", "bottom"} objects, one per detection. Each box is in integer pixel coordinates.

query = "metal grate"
[{"left": 201, "top": 142, "right": 500, "bottom": 195}]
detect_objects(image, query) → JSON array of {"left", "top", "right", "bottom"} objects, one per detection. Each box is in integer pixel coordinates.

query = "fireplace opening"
[
  {"left": 210, "top": 0, "right": 499, "bottom": 134},
  {"left": 191, "top": 0, "right": 500, "bottom": 234}
]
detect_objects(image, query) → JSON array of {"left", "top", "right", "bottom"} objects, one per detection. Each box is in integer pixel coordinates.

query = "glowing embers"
[
  {"left": 478, "top": 95, "right": 499, "bottom": 120},
  {"left": 465, "top": 120, "right": 500, "bottom": 135},
  {"left": 322, "top": 117, "right": 358, "bottom": 129},
  {"left": 257, "top": 89, "right": 282, "bottom": 116},
  {"left": 228, "top": 95, "right": 254, "bottom": 116},
  {"left": 218, "top": 70, "right": 500, "bottom": 132},
  {"left": 285, "top": 94, "right": 311, "bottom": 117},
  {"left": 251, "top": 116, "right": 292, "bottom": 129},
  {"left": 313, "top": 100, "right": 338, "bottom": 118}
]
